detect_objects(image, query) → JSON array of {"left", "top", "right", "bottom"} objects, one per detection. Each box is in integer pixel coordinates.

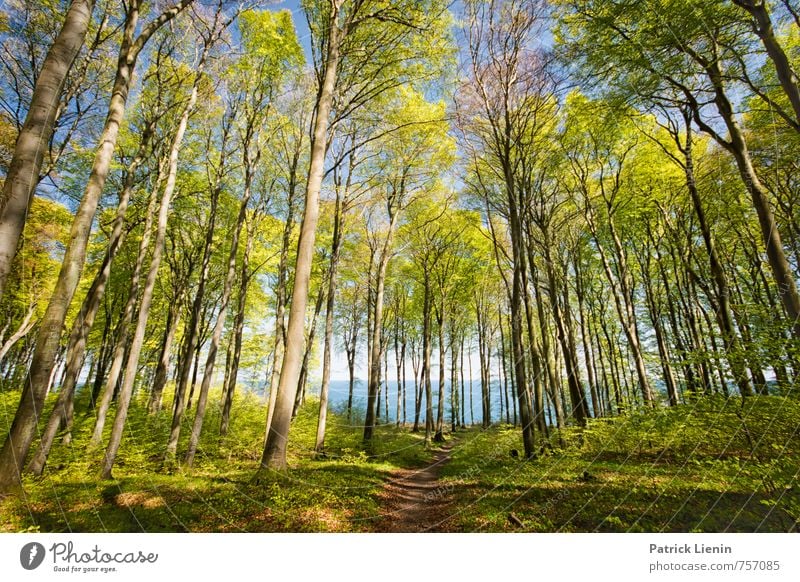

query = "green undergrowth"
[
  {"left": 3, "top": 388, "right": 799, "bottom": 532},
  {"left": 439, "top": 395, "right": 800, "bottom": 532},
  {"left": 0, "top": 384, "right": 430, "bottom": 532}
]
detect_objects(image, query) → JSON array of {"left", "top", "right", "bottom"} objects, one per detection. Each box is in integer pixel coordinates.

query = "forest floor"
[
  {"left": 435, "top": 396, "right": 800, "bottom": 532},
  {"left": 371, "top": 442, "right": 454, "bottom": 532},
  {"left": 1, "top": 389, "right": 799, "bottom": 532}
]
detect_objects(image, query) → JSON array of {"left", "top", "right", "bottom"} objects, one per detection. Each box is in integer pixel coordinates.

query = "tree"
[
  {"left": 260, "top": 0, "right": 452, "bottom": 470},
  {"left": 553, "top": 0, "right": 800, "bottom": 339},
  {"left": 0, "top": 0, "right": 195, "bottom": 495},
  {"left": 0, "top": 0, "right": 95, "bottom": 301},
  {"left": 457, "top": 0, "right": 554, "bottom": 457}
]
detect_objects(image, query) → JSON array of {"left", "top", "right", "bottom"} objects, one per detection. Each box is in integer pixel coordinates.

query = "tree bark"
[
  {"left": 699, "top": 57, "right": 800, "bottom": 339},
  {"left": 220, "top": 222, "right": 253, "bottom": 436},
  {"left": 0, "top": 0, "right": 193, "bottom": 494},
  {"left": 315, "top": 194, "right": 344, "bottom": 452},
  {"left": 363, "top": 212, "right": 399, "bottom": 442},
  {"left": 260, "top": 10, "right": 340, "bottom": 470},
  {"left": 0, "top": 0, "right": 95, "bottom": 301},
  {"left": 733, "top": 0, "right": 800, "bottom": 128},
  {"left": 101, "top": 56, "right": 203, "bottom": 479},
  {"left": 183, "top": 144, "right": 256, "bottom": 465}
]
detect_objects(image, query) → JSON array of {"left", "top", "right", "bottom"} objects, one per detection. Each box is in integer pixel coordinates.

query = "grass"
[
  {"left": 0, "top": 384, "right": 431, "bottom": 532},
  {"left": 2, "top": 386, "right": 799, "bottom": 532},
  {"left": 438, "top": 395, "right": 800, "bottom": 532}
]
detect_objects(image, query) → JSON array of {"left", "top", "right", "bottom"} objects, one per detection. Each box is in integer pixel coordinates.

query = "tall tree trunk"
[
  {"left": 434, "top": 302, "right": 446, "bottom": 442},
  {"left": 394, "top": 314, "right": 402, "bottom": 428},
  {"left": 401, "top": 332, "right": 407, "bottom": 425},
  {"left": 450, "top": 329, "right": 458, "bottom": 432},
  {"left": 260, "top": 14, "right": 340, "bottom": 470},
  {"left": 0, "top": 0, "right": 193, "bottom": 494},
  {"left": 498, "top": 310, "right": 510, "bottom": 425},
  {"left": 459, "top": 335, "right": 466, "bottom": 428},
  {"left": 574, "top": 257, "right": 601, "bottom": 417},
  {"left": 363, "top": 213, "right": 399, "bottom": 442},
  {"left": 422, "top": 278, "right": 434, "bottom": 442},
  {"left": 411, "top": 337, "right": 422, "bottom": 431},
  {"left": 700, "top": 58, "right": 800, "bottom": 338},
  {"left": 585, "top": 208, "right": 654, "bottom": 405},
  {"left": 90, "top": 170, "right": 163, "bottom": 445},
  {"left": 148, "top": 299, "right": 181, "bottom": 415},
  {"left": 265, "top": 177, "right": 298, "bottom": 433},
  {"left": 293, "top": 286, "right": 324, "bottom": 418},
  {"left": 543, "top": 248, "right": 588, "bottom": 426},
  {"left": 220, "top": 222, "right": 253, "bottom": 437},
  {"left": 535, "top": 281, "right": 565, "bottom": 430},
  {"left": 88, "top": 308, "right": 113, "bottom": 410},
  {"left": 100, "top": 56, "right": 203, "bottom": 479},
  {"left": 508, "top": 210, "right": 535, "bottom": 456},
  {"left": 184, "top": 142, "right": 257, "bottom": 467},
  {"left": 0, "top": 0, "right": 95, "bottom": 301},
  {"left": 167, "top": 119, "right": 232, "bottom": 458},
  {"left": 316, "top": 193, "right": 345, "bottom": 452},
  {"left": 468, "top": 339, "right": 474, "bottom": 425},
  {"left": 37, "top": 118, "right": 156, "bottom": 455},
  {"left": 27, "top": 207, "right": 138, "bottom": 475},
  {"left": 676, "top": 116, "right": 752, "bottom": 396}
]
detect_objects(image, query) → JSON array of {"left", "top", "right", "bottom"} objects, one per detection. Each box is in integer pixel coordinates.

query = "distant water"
[{"left": 315, "top": 378, "right": 506, "bottom": 426}]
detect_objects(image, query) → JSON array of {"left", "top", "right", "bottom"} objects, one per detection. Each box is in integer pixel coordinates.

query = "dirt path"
[{"left": 372, "top": 444, "right": 455, "bottom": 532}]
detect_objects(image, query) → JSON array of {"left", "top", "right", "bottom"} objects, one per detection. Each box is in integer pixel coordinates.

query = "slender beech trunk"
[
  {"left": 100, "top": 55, "right": 204, "bottom": 479},
  {"left": 363, "top": 211, "right": 400, "bottom": 442},
  {"left": 534, "top": 282, "right": 565, "bottom": 430},
  {"left": 167, "top": 118, "right": 232, "bottom": 458},
  {"left": 27, "top": 171, "right": 145, "bottom": 475},
  {"left": 434, "top": 302, "right": 446, "bottom": 442},
  {"left": 421, "top": 278, "right": 434, "bottom": 442},
  {"left": 265, "top": 179, "right": 297, "bottom": 431},
  {"left": 508, "top": 207, "right": 535, "bottom": 456},
  {"left": 316, "top": 190, "right": 346, "bottom": 452},
  {"left": 585, "top": 207, "right": 654, "bottom": 406},
  {"left": 499, "top": 337, "right": 507, "bottom": 424},
  {"left": 148, "top": 299, "right": 181, "bottom": 415},
  {"left": 184, "top": 138, "right": 257, "bottom": 466},
  {"left": 31, "top": 121, "right": 157, "bottom": 470},
  {"left": 450, "top": 331, "right": 458, "bottom": 432},
  {"left": 260, "top": 12, "right": 341, "bottom": 470},
  {"left": 574, "top": 257, "right": 601, "bottom": 416},
  {"left": 0, "top": 0, "right": 193, "bottom": 493},
  {"left": 401, "top": 332, "right": 407, "bottom": 425},
  {"left": 468, "top": 340, "right": 474, "bottom": 425},
  {"left": 345, "top": 316, "right": 357, "bottom": 421},
  {"left": 411, "top": 337, "right": 422, "bottom": 431},
  {"left": 220, "top": 221, "right": 254, "bottom": 437},
  {"left": 0, "top": 0, "right": 95, "bottom": 301},
  {"left": 88, "top": 311, "right": 113, "bottom": 410},
  {"left": 394, "top": 316, "right": 402, "bottom": 428},
  {"left": 702, "top": 58, "right": 800, "bottom": 338},
  {"left": 677, "top": 116, "right": 752, "bottom": 396},
  {"left": 293, "top": 286, "right": 324, "bottom": 418},
  {"left": 91, "top": 169, "right": 163, "bottom": 444},
  {"left": 638, "top": 242, "right": 679, "bottom": 406},
  {"left": 543, "top": 247, "right": 588, "bottom": 425},
  {"left": 459, "top": 335, "right": 466, "bottom": 428}
]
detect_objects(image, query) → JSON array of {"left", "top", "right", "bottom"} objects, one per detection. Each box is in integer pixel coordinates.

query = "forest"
[{"left": 0, "top": 0, "right": 798, "bottom": 533}]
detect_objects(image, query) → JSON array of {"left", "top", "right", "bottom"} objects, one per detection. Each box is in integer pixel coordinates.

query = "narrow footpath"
[{"left": 372, "top": 444, "right": 455, "bottom": 532}]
